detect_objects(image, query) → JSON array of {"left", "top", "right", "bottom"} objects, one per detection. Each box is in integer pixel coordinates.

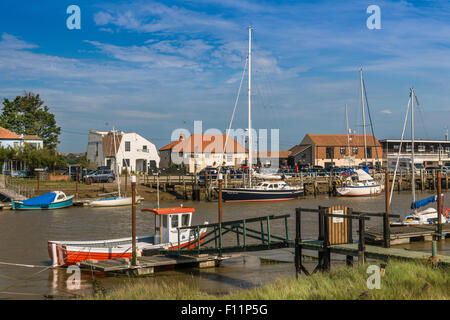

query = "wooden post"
[
  {"left": 75, "top": 167, "right": 79, "bottom": 199},
  {"left": 437, "top": 171, "right": 443, "bottom": 241},
  {"left": 322, "top": 209, "right": 330, "bottom": 271},
  {"left": 295, "top": 208, "right": 302, "bottom": 279},
  {"left": 358, "top": 216, "right": 366, "bottom": 264},
  {"left": 218, "top": 175, "right": 223, "bottom": 223},
  {"left": 131, "top": 176, "right": 137, "bottom": 266},
  {"left": 36, "top": 171, "right": 40, "bottom": 192},
  {"left": 384, "top": 171, "right": 390, "bottom": 248},
  {"left": 346, "top": 208, "right": 353, "bottom": 266}
]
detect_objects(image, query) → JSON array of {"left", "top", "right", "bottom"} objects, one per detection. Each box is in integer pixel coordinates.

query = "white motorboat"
[
  {"left": 391, "top": 207, "right": 450, "bottom": 226},
  {"left": 336, "top": 169, "right": 382, "bottom": 196}
]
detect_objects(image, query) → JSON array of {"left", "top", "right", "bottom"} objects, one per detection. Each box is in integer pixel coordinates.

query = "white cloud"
[{"left": 381, "top": 109, "right": 392, "bottom": 114}]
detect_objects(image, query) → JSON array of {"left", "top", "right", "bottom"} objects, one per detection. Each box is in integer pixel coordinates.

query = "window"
[
  {"left": 325, "top": 147, "right": 334, "bottom": 159},
  {"left": 366, "top": 147, "right": 372, "bottom": 158},
  {"left": 340, "top": 147, "right": 346, "bottom": 155},
  {"left": 122, "top": 159, "right": 130, "bottom": 167},
  {"left": 393, "top": 145, "right": 399, "bottom": 151},
  {"left": 125, "top": 141, "right": 131, "bottom": 152},
  {"left": 352, "top": 147, "right": 358, "bottom": 155},
  {"left": 57, "top": 194, "right": 65, "bottom": 200},
  {"left": 446, "top": 147, "right": 450, "bottom": 153},
  {"left": 143, "top": 145, "right": 147, "bottom": 151},
  {"left": 182, "top": 214, "right": 190, "bottom": 227},
  {"left": 429, "top": 145, "right": 434, "bottom": 152},
  {"left": 268, "top": 184, "right": 274, "bottom": 189},
  {"left": 406, "top": 145, "right": 411, "bottom": 152},
  {"left": 162, "top": 215, "right": 167, "bottom": 228},
  {"left": 171, "top": 215, "right": 179, "bottom": 228},
  {"left": 418, "top": 145, "right": 425, "bottom": 152}
]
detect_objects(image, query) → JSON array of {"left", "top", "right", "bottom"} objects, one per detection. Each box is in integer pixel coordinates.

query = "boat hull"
[
  {"left": 336, "top": 185, "right": 382, "bottom": 197},
  {"left": 48, "top": 231, "right": 206, "bottom": 267},
  {"left": 14, "top": 196, "right": 74, "bottom": 210},
  {"left": 221, "top": 188, "right": 304, "bottom": 203},
  {"left": 89, "top": 197, "right": 133, "bottom": 207}
]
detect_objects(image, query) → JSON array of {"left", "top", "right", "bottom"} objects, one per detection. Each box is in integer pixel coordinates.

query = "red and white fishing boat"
[{"left": 48, "top": 207, "right": 207, "bottom": 267}]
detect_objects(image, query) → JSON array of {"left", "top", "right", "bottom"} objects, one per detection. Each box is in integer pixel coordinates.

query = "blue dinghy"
[{"left": 12, "top": 191, "right": 74, "bottom": 210}]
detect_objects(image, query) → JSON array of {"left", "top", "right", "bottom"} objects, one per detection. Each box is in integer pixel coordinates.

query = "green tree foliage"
[
  {"left": 0, "top": 92, "right": 61, "bottom": 149},
  {"left": 0, "top": 145, "right": 66, "bottom": 173}
]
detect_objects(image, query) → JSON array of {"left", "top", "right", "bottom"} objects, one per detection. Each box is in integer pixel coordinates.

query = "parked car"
[{"left": 83, "top": 169, "right": 116, "bottom": 183}]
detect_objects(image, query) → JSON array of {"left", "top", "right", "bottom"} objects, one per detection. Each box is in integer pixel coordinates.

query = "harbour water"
[{"left": 0, "top": 191, "right": 448, "bottom": 300}]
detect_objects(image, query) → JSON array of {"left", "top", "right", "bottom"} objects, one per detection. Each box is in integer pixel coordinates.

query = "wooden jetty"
[
  {"left": 294, "top": 206, "right": 450, "bottom": 277},
  {"left": 79, "top": 254, "right": 230, "bottom": 276},
  {"left": 366, "top": 224, "right": 450, "bottom": 245}
]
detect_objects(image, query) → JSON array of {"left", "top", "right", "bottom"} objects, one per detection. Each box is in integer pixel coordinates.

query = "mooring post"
[
  {"left": 131, "top": 175, "right": 137, "bottom": 266},
  {"left": 218, "top": 173, "right": 223, "bottom": 223},
  {"left": 358, "top": 216, "right": 366, "bottom": 265},
  {"left": 295, "top": 208, "right": 302, "bottom": 279},
  {"left": 437, "top": 170, "right": 442, "bottom": 241},
  {"left": 384, "top": 171, "right": 391, "bottom": 248},
  {"left": 75, "top": 167, "right": 79, "bottom": 199}
]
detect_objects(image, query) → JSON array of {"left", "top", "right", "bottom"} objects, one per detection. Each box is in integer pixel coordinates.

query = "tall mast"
[
  {"left": 360, "top": 68, "right": 368, "bottom": 164},
  {"left": 345, "top": 104, "right": 351, "bottom": 166},
  {"left": 112, "top": 127, "right": 121, "bottom": 197},
  {"left": 411, "top": 88, "right": 416, "bottom": 204},
  {"left": 248, "top": 27, "right": 253, "bottom": 187}
]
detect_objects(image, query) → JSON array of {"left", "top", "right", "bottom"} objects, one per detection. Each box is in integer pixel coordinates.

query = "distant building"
[
  {"left": 0, "top": 127, "right": 44, "bottom": 175},
  {"left": 380, "top": 139, "right": 450, "bottom": 168},
  {"left": 86, "top": 130, "right": 159, "bottom": 173},
  {"left": 290, "top": 134, "right": 383, "bottom": 168},
  {"left": 159, "top": 133, "right": 248, "bottom": 173},
  {"left": 256, "top": 151, "right": 291, "bottom": 168}
]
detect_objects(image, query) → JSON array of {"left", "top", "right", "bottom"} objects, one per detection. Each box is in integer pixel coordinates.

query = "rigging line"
[
  {"left": 215, "top": 57, "right": 248, "bottom": 180},
  {"left": 362, "top": 77, "right": 380, "bottom": 162},
  {"left": 415, "top": 102, "right": 429, "bottom": 140},
  {"left": 390, "top": 96, "right": 411, "bottom": 205}
]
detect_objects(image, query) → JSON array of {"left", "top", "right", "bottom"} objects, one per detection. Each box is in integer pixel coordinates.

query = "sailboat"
[
  {"left": 220, "top": 28, "right": 304, "bottom": 202},
  {"left": 390, "top": 88, "right": 450, "bottom": 226},
  {"left": 336, "top": 69, "right": 382, "bottom": 196},
  {"left": 88, "top": 128, "right": 134, "bottom": 207}
]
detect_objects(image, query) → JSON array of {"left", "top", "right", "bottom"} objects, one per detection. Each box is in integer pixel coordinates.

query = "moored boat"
[
  {"left": 48, "top": 206, "right": 207, "bottom": 267},
  {"left": 221, "top": 181, "right": 304, "bottom": 203},
  {"left": 12, "top": 191, "right": 74, "bottom": 210},
  {"left": 336, "top": 169, "right": 382, "bottom": 196}
]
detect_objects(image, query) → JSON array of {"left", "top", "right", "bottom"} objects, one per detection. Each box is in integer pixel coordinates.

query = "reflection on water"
[{"left": 0, "top": 191, "right": 448, "bottom": 299}]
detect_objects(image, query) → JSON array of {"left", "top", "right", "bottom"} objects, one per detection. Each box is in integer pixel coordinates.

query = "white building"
[{"left": 86, "top": 130, "right": 159, "bottom": 173}]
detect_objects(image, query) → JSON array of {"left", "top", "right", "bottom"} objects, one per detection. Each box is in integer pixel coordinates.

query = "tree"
[{"left": 0, "top": 92, "right": 61, "bottom": 150}]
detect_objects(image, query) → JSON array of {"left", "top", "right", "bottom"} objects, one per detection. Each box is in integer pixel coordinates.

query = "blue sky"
[{"left": 1, "top": 0, "right": 449, "bottom": 153}]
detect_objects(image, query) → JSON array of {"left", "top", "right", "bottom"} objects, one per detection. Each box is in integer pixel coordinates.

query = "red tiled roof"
[
  {"left": 161, "top": 134, "right": 248, "bottom": 154},
  {"left": 305, "top": 134, "right": 381, "bottom": 147},
  {"left": 0, "top": 126, "right": 21, "bottom": 140}
]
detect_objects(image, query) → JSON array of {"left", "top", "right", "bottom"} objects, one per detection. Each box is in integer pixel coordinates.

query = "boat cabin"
[
  {"left": 141, "top": 207, "right": 195, "bottom": 245},
  {"left": 256, "top": 182, "right": 290, "bottom": 190}
]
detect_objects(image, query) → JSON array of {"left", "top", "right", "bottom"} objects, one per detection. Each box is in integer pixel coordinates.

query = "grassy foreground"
[{"left": 88, "top": 260, "right": 449, "bottom": 300}]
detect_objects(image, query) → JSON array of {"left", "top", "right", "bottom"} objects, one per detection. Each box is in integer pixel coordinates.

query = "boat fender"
[{"left": 445, "top": 208, "right": 449, "bottom": 218}]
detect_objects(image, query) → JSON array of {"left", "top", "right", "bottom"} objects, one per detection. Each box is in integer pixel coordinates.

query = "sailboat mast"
[
  {"left": 345, "top": 104, "right": 351, "bottom": 166},
  {"left": 360, "top": 68, "right": 368, "bottom": 164},
  {"left": 248, "top": 27, "right": 253, "bottom": 187},
  {"left": 411, "top": 88, "right": 416, "bottom": 204},
  {"left": 112, "top": 127, "right": 121, "bottom": 197}
]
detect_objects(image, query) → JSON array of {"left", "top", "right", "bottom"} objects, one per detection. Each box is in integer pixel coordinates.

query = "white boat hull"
[
  {"left": 336, "top": 184, "right": 382, "bottom": 196},
  {"left": 89, "top": 196, "right": 135, "bottom": 207}
]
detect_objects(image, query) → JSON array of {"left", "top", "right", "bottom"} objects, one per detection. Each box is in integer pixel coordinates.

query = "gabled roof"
[
  {"left": 0, "top": 126, "right": 21, "bottom": 140},
  {"left": 304, "top": 134, "right": 381, "bottom": 147},
  {"left": 289, "top": 145, "right": 312, "bottom": 157},
  {"left": 102, "top": 134, "right": 122, "bottom": 157},
  {"left": 160, "top": 134, "right": 248, "bottom": 154}
]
